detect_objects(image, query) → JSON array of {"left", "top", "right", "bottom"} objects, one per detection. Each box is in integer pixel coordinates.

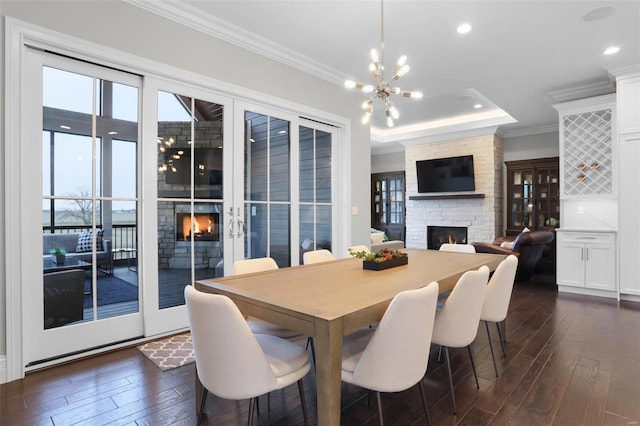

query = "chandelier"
[{"left": 344, "top": 0, "right": 423, "bottom": 127}]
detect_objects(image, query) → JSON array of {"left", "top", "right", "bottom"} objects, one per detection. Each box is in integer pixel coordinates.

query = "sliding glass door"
[
  {"left": 23, "top": 50, "right": 143, "bottom": 365},
  {"left": 239, "top": 103, "right": 336, "bottom": 267}
]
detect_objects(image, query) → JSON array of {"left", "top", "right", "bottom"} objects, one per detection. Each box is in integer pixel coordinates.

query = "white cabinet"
[{"left": 556, "top": 231, "right": 616, "bottom": 296}]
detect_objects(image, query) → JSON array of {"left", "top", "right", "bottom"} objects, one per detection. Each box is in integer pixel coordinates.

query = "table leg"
[{"left": 314, "top": 318, "right": 343, "bottom": 426}]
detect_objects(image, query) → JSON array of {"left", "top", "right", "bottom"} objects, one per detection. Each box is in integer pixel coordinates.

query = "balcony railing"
[{"left": 43, "top": 224, "right": 137, "bottom": 262}]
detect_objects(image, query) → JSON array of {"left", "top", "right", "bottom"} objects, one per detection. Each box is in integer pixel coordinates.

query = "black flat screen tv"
[{"left": 416, "top": 155, "right": 475, "bottom": 193}]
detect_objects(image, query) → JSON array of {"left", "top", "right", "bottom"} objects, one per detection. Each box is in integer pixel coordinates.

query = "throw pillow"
[
  {"left": 500, "top": 241, "right": 514, "bottom": 250},
  {"left": 76, "top": 231, "right": 94, "bottom": 253},
  {"left": 76, "top": 230, "right": 104, "bottom": 253},
  {"left": 371, "top": 232, "right": 385, "bottom": 244}
]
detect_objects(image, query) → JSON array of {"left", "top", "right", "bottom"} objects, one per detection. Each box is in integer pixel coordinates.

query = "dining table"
[{"left": 194, "top": 248, "right": 506, "bottom": 425}]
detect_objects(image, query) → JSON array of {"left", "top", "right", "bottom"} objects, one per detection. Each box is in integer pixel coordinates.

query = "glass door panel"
[
  {"left": 26, "top": 51, "right": 142, "bottom": 365},
  {"left": 299, "top": 126, "right": 333, "bottom": 263},
  {"left": 244, "top": 111, "right": 292, "bottom": 267},
  {"left": 157, "top": 92, "right": 226, "bottom": 309}
]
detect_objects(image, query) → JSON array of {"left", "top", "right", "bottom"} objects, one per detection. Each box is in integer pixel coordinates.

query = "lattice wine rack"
[{"left": 562, "top": 108, "right": 613, "bottom": 196}]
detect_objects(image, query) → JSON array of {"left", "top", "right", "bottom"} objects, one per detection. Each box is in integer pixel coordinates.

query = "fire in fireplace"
[
  {"left": 176, "top": 213, "right": 220, "bottom": 241},
  {"left": 427, "top": 226, "right": 468, "bottom": 250}
]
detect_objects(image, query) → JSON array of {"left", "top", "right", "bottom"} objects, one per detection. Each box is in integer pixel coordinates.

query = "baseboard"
[
  {"left": 557, "top": 285, "right": 618, "bottom": 299},
  {"left": 620, "top": 293, "right": 640, "bottom": 303},
  {"left": 0, "top": 355, "right": 7, "bottom": 384}
]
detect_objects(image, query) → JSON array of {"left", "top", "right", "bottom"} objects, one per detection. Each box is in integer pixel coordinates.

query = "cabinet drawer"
[{"left": 557, "top": 232, "right": 615, "bottom": 245}]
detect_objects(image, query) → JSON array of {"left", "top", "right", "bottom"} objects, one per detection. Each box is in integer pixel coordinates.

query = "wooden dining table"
[{"left": 194, "top": 248, "right": 506, "bottom": 425}]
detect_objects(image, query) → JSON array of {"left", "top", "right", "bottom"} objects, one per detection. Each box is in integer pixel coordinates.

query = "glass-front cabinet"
[
  {"left": 506, "top": 157, "right": 559, "bottom": 235},
  {"left": 371, "top": 171, "right": 406, "bottom": 241}
]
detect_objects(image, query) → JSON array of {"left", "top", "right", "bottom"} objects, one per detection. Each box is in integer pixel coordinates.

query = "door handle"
[
  {"left": 228, "top": 218, "right": 234, "bottom": 238},
  {"left": 237, "top": 219, "right": 245, "bottom": 238}
]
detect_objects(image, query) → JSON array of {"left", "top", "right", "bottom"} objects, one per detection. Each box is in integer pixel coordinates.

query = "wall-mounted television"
[{"left": 416, "top": 155, "right": 475, "bottom": 193}]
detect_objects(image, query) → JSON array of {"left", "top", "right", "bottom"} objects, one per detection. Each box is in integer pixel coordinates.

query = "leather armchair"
[{"left": 472, "top": 230, "right": 555, "bottom": 281}]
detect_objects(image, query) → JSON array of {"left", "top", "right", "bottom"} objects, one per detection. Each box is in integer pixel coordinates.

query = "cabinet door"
[
  {"left": 508, "top": 169, "right": 534, "bottom": 229},
  {"left": 556, "top": 242, "right": 585, "bottom": 287},
  {"left": 585, "top": 242, "right": 616, "bottom": 291}
]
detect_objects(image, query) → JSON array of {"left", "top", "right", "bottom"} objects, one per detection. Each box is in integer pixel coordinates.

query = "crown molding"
[
  {"left": 122, "top": 0, "right": 345, "bottom": 86},
  {"left": 552, "top": 93, "right": 616, "bottom": 113},
  {"left": 608, "top": 64, "right": 640, "bottom": 80},
  {"left": 499, "top": 123, "right": 559, "bottom": 139},
  {"left": 548, "top": 78, "right": 615, "bottom": 103},
  {"left": 370, "top": 110, "right": 517, "bottom": 144}
]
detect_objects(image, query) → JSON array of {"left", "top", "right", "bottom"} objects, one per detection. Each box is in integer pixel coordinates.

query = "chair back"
[
  {"left": 432, "top": 266, "right": 490, "bottom": 348},
  {"left": 184, "top": 285, "right": 277, "bottom": 399},
  {"left": 481, "top": 255, "right": 518, "bottom": 322},
  {"left": 233, "top": 257, "right": 279, "bottom": 275},
  {"left": 303, "top": 249, "right": 335, "bottom": 265},
  {"left": 350, "top": 281, "right": 439, "bottom": 392},
  {"left": 439, "top": 243, "right": 476, "bottom": 253}
]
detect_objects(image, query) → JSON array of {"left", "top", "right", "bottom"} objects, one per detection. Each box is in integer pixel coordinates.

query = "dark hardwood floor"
[{"left": 2, "top": 275, "right": 639, "bottom": 425}]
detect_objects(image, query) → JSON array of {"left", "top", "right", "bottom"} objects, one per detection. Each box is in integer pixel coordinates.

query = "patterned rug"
[{"left": 137, "top": 333, "right": 195, "bottom": 371}]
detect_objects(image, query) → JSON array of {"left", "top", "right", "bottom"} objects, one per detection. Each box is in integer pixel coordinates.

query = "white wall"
[
  {"left": 503, "top": 131, "right": 560, "bottom": 161},
  {"left": 371, "top": 151, "right": 405, "bottom": 173},
  {"left": 1, "top": 0, "right": 371, "bottom": 365},
  {"left": 0, "top": 6, "right": 6, "bottom": 381}
]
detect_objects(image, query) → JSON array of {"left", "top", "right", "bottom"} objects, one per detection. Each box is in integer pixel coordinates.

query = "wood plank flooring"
[{"left": 2, "top": 276, "right": 639, "bottom": 425}]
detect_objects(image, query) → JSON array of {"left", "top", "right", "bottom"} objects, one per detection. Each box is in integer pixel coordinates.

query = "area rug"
[
  {"left": 137, "top": 333, "right": 195, "bottom": 371},
  {"left": 84, "top": 276, "right": 138, "bottom": 308}
]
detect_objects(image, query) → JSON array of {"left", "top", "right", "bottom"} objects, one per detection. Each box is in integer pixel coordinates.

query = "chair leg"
[
  {"left": 247, "top": 397, "right": 256, "bottom": 426},
  {"left": 376, "top": 391, "right": 384, "bottom": 426},
  {"left": 467, "top": 345, "right": 480, "bottom": 389},
  {"left": 307, "top": 337, "right": 316, "bottom": 368},
  {"left": 418, "top": 380, "right": 431, "bottom": 426},
  {"left": 197, "top": 388, "right": 208, "bottom": 426},
  {"left": 485, "top": 321, "right": 499, "bottom": 377},
  {"left": 297, "top": 379, "right": 309, "bottom": 426},
  {"left": 496, "top": 322, "right": 507, "bottom": 357},
  {"left": 437, "top": 345, "right": 443, "bottom": 363},
  {"left": 443, "top": 347, "right": 457, "bottom": 415}
]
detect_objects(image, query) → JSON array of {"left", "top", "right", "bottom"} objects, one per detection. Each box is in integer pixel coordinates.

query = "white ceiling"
[{"left": 128, "top": 0, "right": 640, "bottom": 152}]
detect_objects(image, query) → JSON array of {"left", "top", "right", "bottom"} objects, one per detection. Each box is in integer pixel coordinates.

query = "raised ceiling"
[{"left": 127, "top": 0, "right": 640, "bottom": 152}]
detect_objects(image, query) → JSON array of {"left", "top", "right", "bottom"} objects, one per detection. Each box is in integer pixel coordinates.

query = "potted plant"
[
  {"left": 50, "top": 247, "right": 67, "bottom": 265},
  {"left": 348, "top": 247, "right": 408, "bottom": 271}
]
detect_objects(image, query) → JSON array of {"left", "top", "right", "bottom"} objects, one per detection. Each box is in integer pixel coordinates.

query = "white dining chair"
[
  {"left": 480, "top": 254, "right": 519, "bottom": 377},
  {"left": 185, "top": 285, "right": 311, "bottom": 425},
  {"left": 431, "top": 265, "right": 490, "bottom": 414},
  {"left": 233, "top": 257, "right": 305, "bottom": 340},
  {"left": 233, "top": 257, "right": 279, "bottom": 276},
  {"left": 341, "top": 281, "right": 439, "bottom": 425},
  {"left": 303, "top": 249, "right": 335, "bottom": 265},
  {"left": 439, "top": 243, "right": 476, "bottom": 253}
]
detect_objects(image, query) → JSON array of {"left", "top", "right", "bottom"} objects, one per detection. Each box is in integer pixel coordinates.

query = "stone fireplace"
[
  {"left": 427, "top": 226, "right": 468, "bottom": 250},
  {"left": 404, "top": 133, "right": 503, "bottom": 248}
]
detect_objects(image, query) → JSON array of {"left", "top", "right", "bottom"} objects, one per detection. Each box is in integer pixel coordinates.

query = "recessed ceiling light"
[
  {"left": 473, "top": 103, "right": 483, "bottom": 109},
  {"left": 604, "top": 46, "right": 620, "bottom": 55},
  {"left": 59, "top": 125, "right": 71, "bottom": 130},
  {"left": 457, "top": 23, "right": 472, "bottom": 34},
  {"left": 108, "top": 131, "right": 118, "bottom": 135},
  {"left": 583, "top": 7, "right": 615, "bottom": 22}
]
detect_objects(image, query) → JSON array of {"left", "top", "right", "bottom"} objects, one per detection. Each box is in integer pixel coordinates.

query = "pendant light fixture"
[{"left": 344, "top": 0, "right": 423, "bottom": 127}]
